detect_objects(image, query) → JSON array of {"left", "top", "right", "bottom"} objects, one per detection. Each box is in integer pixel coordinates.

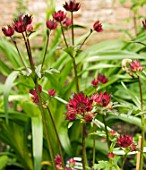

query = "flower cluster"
[
  {"left": 54, "top": 154, "right": 75, "bottom": 170},
  {"left": 91, "top": 73, "right": 108, "bottom": 86}
]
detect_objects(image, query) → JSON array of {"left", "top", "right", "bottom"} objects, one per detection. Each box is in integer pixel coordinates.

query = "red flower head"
[
  {"left": 84, "top": 113, "right": 94, "bottom": 123},
  {"left": 68, "top": 158, "right": 76, "bottom": 167},
  {"left": 92, "top": 92, "right": 111, "bottom": 107},
  {"left": 63, "top": 0, "right": 81, "bottom": 12},
  {"left": 2, "top": 25, "right": 15, "bottom": 37},
  {"left": 97, "top": 73, "right": 108, "bottom": 84},
  {"left": 130, "top": 143, "right": 136, "bottom": 151},
  {"left": 129, "top": 60, "right": 143, "bottom": 72},
  {"left": 110, "top": 130, "right": 117, "bottom": 136},
  {"left": 66, "top": 109, "right": 76, "bottom": 121},
  {"left": 93, "top": 21, "right": 103, "bottom": 32},
  {"left": 46, "top": 20, "right": 58, "bottom": 30},
  {"left": 53, "top": 10, "right": 66, "bottom": 22},
  {"left": 67, "top": 92, "right": 92, "bottom": 114},
  {"left": 107, "top": 152, "right": 114, "bottom": 159},
  {"left": 54, "top": 154, "right": 62, "bottom": 165},
  {"left": 26, "top": 24, "right": 33, "bottom": 31},
  {"left": 48, "top": 89, "right": 56, "bottom": 97},
  {"left": 117, "top": 134, "right": 133, "bottom": 148},
  {"left": 63, "top": 17, "right": 72, "bottom": 27},
  {"left": 56, "top": 164, "right": 63, "bottom": 170},
  {"left": 14, "top": 14, "right": 32, "bottom": 33},
  {"left": 142, "top": 20, "right": 146, "bottom": 30},
  {"left": 91, "top": 78, "right": 99, "bottom": 87},
  {"left": 29, "top": 85, "right": 42, "bottom": 104}
]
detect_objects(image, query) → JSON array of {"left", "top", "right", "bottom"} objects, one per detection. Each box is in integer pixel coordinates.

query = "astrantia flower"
[
  {"left": 117, "top": 135, "right": 133, "bottom": 148},
  {"left": 84, "top": 113, "right": 94, "bottom": 123},
  {"left": 67, "top": 92, "right": 92, "bottom": 114},
  {"left": 53, "top": 10, "right": 66, "bottom": 22},
  {"left": 14, "top": 14, "right": 32, "bottom": 33},
  {"left": 97, "top": 73, "right": 108, "bottom": 84},
  {"left": 107, "top": 152, "right": 114, "bottom": 159},
  {"left": 48, "top": 89, "right": 56, "bottom": 97},
  {"left": 93, "top": 21, "right": 103, "bottom": 32},
  {"left": 63, "top": 17, "right": 72, "bottom": 27},
  {"left": 54, "top": 154, "right": 62, "bottom": 165},
  {"left": 68, "top": 158, "right": 76, "bottom": 167},
  {"left": 142, "top": 20, "right": 146, "bottom": 30},
  {"left": 63, "top": 0, "right": 80, "bottom": 12},
  {"left": 2, "top": 25, "right": 15, "bottom": 37},
  {"left": 91, "top": 78, "right": 99, "bottom": 87},
  {"left": 26, "top": 24, "right": 33, "bottom": 31},
  {"left": 129, "top": 60, "right": 143, "bottom": 72},
  {"left": 29, "top": 85, "right": 42, "bottom": 104},
  {"left": 110, "top": 130, "right": 117, "bottom": 136},
  {"left": 46, "top": 20, "right": 58, "bottom": 30},
  {"left": 92, "top": 92, "right": 111, "bottom": 107},
  {"left": 66, "top": 109, "right": 76, "bottom": 121}
]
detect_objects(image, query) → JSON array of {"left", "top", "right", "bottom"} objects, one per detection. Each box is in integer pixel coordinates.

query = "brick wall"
[{"left": 0, "top": 0, "right": 146, "bottom": 44}]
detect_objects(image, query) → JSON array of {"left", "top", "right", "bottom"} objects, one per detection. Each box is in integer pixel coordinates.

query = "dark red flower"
[
  {"left": 26, "top": 24, "right": 33, "bottom": 31},
  {"left": 63, "top": 0, "right": 80, "bottom": 12},
  {"left": 48, "top": 89, "right": 56, "bottom": 97},
  {"left": 92, "top": 92, "right": 111, "bottom": 107},
  {"left": 56, "top": 164, "right": 63, "bottom": 170},
  {"left": 142, "top": 20, "right": 146, "bottom": 30},
  {"left": 130, "top": 143, "right": 136, "bottom": 151},
  {"left": 2, "top": 25, "right": 15, "bottom": 37},
  {"left": 84, "top": 113, "right": 94, "bottom": 123},
  {"left": 129, "top": 60, "right": 143, "bottom": 72},
  {"left": 117, "top": 135, "right": 133, "bottom": 148},
  {"left": 14, "top": 14, "right": 32, "bottom": 33},
  {"left": 67, "top": 92, "right": 92, "bottom": 114},
  {"left": 97, "top": 73, "right": 108, "bottom": 84},
  {"left": 29, "top": 85, "right": 42, "bottom": 104},
  {"left": 91, "top": 78, "right": 99, "bottom": 87},
  {"left": 63, "top": 18, "right": 72, "bottom": 27},
  {"left": 107, "top": 152, "right": 114, "bottom": 159},
  {"left": 46, "top": 20, "right": 58, "bottom": 30},
  {"left": 66, "top": 109, "right": 76, "bottom": 121},
  {"left": 54, "top": 154, "right": 62, "bottom": 165},
  {"left": 53, "top": 10, "right": 66, "bottom": 22},
  {"left": 93, "top": 21, "right": 103, "bottom": 32}
]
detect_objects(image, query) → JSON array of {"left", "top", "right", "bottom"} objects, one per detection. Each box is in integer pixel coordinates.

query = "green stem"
[
  {"left": 138, "top": 76, "right": 145, "bottom": 170},
  {"left": 11, "top": 37, "right": 28, "bottom": 72},
  {"left": 82, "top": 123, "right": 87, "bottom": 170},
  {"left": 46, "top": 106, "right": 65, "bottom": 169},
  {"left": 121, "top": 152, "right": 128, "bottom": 170},
  {"left": 60, "top": 23, "right": 68, "bottom": 48},
  {"left": 35, "top": 81, "right": 55, "bottom": 169},
  {"left": 71, "top": 12, "right": 74, "bottom": 46},
  {"left": 41, "top": 30, "right": 50, "bottom": 71},
  {"left": 102, "top": 114, "right": 110, "bottom": 150},
  {"left": 92, "top": 125, "right": 96, "bottom": 167}
]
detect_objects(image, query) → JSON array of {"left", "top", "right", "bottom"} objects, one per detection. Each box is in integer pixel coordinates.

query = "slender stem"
[
  {"left": 121, "top": 152, "right": 128, "bottom": 170},
  {"left": 82, "top": 123, "right": 87, "bottom": 170},
  {"left": 79, "top": 30, "right": 93, "bottom": 50},
  {"left": 72, "top": 58, "right": 79, "bottom": 93},
  {"left": 60, "top": 23, "right": 68, "bottom": 48},
  {"left": 92, "top": 125, "right": 96, "bottom": 167},
  {"left": 11, "top": 37, "right": 28, "bottom": 72},
  {"left": 46, "top": 106, "right": 65, "bottom": 169},
  {"left": 102, "top": 114, "right": 110, "bottom": 149},
  {"left": 22, "top": 33, "right": 35, "bottom": 71},
  {"left": 138, "top": 76, "right": 145, "bottom": 170},
  {"left": 41, "top": 30, "right": 50, "bottom": 71},
  {"left": 71, "top": 12, "right": 74, "bottom": 46},
  {"left": 35, "top": 81, "right": 55, "bottom": 169}
]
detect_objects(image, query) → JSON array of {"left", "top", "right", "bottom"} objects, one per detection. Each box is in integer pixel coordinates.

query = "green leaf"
[
  {"left": 0, "top": 155, "right": 8, "bottom": 170},
  {"left": 32, "top": 116, "right": 43, "bottom": 170},
  {"left": 3, "top": 71, "right": 19, "bottom": 124}
]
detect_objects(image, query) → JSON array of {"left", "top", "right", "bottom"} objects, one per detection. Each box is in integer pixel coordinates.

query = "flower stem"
[
  {"left": 41, "top": 30, "right": 50, "bottom": 71},
  {"left": 102, "top": 114, "right": 110, "bottom": 149},
  {"left": 92, "top": 125, "right": 96, "bottom": 167},
  {"left": 71, "top": 12, "right": 74, "bottom": 46},
  {"left": 138, "top": 76, "right": 145, "bottom": 170},
  {"left": 82, "top": 123, "right": 87, "bottom": 170},
  {"left": 11, "top": 37, "right": 28, "bottom": 72},
  {"left": 35, "top": 81, "right": 55, "bottom": 169},
  {"left": 46, "top": 106, "right": 65, "bottom": 169},
  {"left": 121, "top": 152, "right": 128, "bottom": 170},
  {"left": 60, "top": 23, "right": 68, "bottom": 48}
]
